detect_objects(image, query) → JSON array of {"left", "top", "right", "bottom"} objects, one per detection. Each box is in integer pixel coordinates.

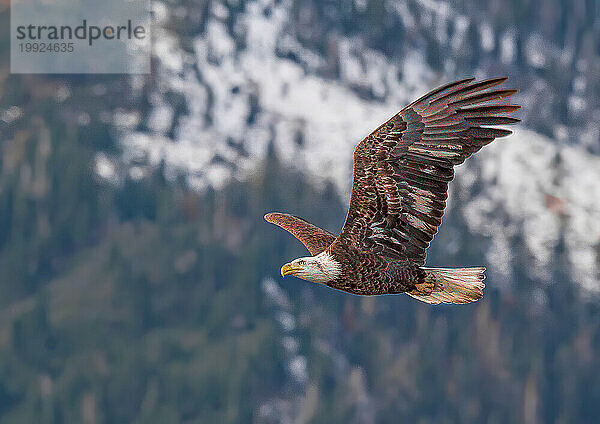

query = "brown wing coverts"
[
  {"left": 337, "top": 77, "right": 520, "bottom": 265},
  {"left": 264, "top": 212, "right": 336, "bottom": 256}
]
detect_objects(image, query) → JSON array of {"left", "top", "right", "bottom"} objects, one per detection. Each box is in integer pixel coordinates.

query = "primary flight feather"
[{"left": 265, "top": 77, "right": 520, "bottom": 304}]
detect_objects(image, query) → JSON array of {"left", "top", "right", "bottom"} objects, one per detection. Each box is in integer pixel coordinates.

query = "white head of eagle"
[{"left": 280, "top": 251, "right": 341, "bottom": 284}]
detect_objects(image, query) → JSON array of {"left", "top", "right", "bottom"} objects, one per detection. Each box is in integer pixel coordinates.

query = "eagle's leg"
[{"left": 409, "top": 281, "right": 435, "bottom": 296}]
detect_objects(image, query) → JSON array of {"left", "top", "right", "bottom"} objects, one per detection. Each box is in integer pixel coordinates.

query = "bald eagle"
[{"left": 265, "top": 77, "right": 519, "bottom": 304}]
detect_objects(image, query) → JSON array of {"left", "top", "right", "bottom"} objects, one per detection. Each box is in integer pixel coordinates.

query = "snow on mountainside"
[
  {"left": 455, "top": 129, "right": 600, "bottom": 292},
  {"left": 102, "top": 0, "right": 599, "bottom": 291},
  {"left": 120, "top": 0, "right": 435, "bottom": 196}
]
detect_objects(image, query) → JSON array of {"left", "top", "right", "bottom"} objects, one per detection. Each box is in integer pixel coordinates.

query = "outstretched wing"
[
  {"left": 264, "top": 212, "right": 336, "bottom": 256},
  {"left": 335, "top": 77, "right": 520, "bottom": 265}
]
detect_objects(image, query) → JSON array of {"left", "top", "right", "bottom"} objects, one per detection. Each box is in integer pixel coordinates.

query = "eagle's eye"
[{"left": 298, "top": 260, "right": 306, "bottom": 266}]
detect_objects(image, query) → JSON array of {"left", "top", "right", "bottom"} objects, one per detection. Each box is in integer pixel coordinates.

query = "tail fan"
[{"left": 408, "top": 267, "right": 486, "bottom": 305}]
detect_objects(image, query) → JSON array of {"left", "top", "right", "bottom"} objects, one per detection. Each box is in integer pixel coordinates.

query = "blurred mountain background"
[{"left": 0, "top": 0, "right": 599, "bottom": 422}]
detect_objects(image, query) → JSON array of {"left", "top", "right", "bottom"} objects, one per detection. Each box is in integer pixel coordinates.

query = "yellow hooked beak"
[{"left": 281, "top": 262, "right": 303, "bottom": 278}]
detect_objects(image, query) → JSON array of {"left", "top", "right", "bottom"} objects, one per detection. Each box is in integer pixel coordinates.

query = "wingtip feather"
[{"left": 264, "top": 212, "right": 280, "bottom": 223}]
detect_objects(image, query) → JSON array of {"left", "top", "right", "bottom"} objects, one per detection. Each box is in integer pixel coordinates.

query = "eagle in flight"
[{"left": 265, "top": 77, "right": 519, "bottom": 304}]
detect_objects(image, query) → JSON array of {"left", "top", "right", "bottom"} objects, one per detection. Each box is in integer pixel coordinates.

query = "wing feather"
[
  {"left": 264, "top": 212, "right": 336, "bottom": 256},
  {"left": 333, "top": 77, "right": 520, "bottom": 265}
]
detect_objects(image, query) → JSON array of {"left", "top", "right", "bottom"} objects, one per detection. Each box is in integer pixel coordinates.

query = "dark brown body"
[{"left": 326, "top": 241, "right": 425, "bottom": 295}]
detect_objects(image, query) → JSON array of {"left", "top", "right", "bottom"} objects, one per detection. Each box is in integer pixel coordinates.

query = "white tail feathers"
[{"left": 407, "top": 267, "right": 486, "bottom": 305}]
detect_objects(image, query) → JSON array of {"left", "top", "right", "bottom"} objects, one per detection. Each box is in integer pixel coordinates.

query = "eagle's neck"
[{"left": 311, "top": 251, "right": 342, "bottom": 283}]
